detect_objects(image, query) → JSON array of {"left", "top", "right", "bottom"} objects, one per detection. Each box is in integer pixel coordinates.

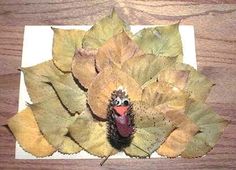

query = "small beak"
[{"left": 113, "top": 106, "right": 129, "bottom": 116}]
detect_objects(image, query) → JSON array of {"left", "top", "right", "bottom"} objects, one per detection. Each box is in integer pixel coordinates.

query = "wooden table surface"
[{"left": 0, "top": 0, "right": 236, "bottom": 169}]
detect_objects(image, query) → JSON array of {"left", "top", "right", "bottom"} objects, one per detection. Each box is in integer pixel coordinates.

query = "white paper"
[{"left": 16, "top": 25, "right": 197, "bottom": 159}]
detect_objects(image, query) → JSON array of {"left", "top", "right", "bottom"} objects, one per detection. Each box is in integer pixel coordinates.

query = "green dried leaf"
[
  {"left": 21, "top": 61, "right": 63, "bottom": 103},
  {"left": 69, "top": 108, "right": 118, "bottom": 157},
  {"left": 52, "top": 28, "right": 86, "bottom": 72},
  {"left": 96, "top": 31, "right": 143, "bottom": 71},
  {"left": 133, "top": 23, "right": 183, "bottom": 62},
  {"left": 7, "top": 107, "right": 56, "bottom": 157},
  {"left": 181, "top": 102, "right": 229, "bottom": 158},
  {"left": 121, "top": 54, "right": 176, "bottom": 87},
  {"left": 22, "top": 60, "right": 86, "bottom": 114},
  {"left": 124, "top": 102, "right": 175, "bottom": 157},
  {"left": 46, "top": 73, "right": 87, "bottom": 115},
  {"left": 173, "top": 63, "right": 214, "bottom": 101},
  {"left": 82, "top": 9, "right": 130, "bottom": 49},
  {"left": 30, "top": 97, "right": 80, "bottom": 151}
]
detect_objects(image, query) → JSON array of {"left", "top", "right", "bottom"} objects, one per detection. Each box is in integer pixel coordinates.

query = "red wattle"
[{"left": 115, "top": 115, "right": 133, "bottom": 137}]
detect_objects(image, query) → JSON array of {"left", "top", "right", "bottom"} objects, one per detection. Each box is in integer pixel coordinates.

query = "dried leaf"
[
  {"left": 82, "top": 9, "right": 130, "bottom": 49},
  {"left": 22, "top": 61, "right": 86, "bottom": 114},
  {"left": 142, "top": 81, "right": 189, "bottom": 110},
  {"left": 52, "top": 28, "right": 85, "bottom": 72},
  {"left": 30, "top": 97, "right": 80, "bottom": 150},
  {"left": 21, "top": 61, "right": 63, "bottom": 103},
  {"left": 122, "top": 54, "right": 176, "bottom": 87},
  {"left": 96, "top": 31, "right": 143, "bottom": 71},
  {"left": 158, "top": 69, "right": 190, "bottom": 90},
  {"left": 69, "top": 108, "right": 118, "bottom": 157},
  {"left": 46, "top": 73, "right": 87, "bottom": 115},
  {"left": 174, "top": 63, "right": 214, "bottom": 101},
  {"left": 72, "top": 48, "right": 97, "bottom": 89},
  {"left": 58, "top": 136, "right": 82, "bottom": 154},
  {"left": 157, "top": 110, "right": 199, "bottom": 157},
  {"left": 141, "top": 81, "right": 198, "bottom": 157},
  {"left": 8, "top": 107, "right": 56, "bottom": 157},
  {"left": 181, "top": 102, "right": 229, "bottom": 158},
  {"left": 124, "top": 102, "right": 175, "bottom": 157},
  {"left": 134, "top": 23, "right": 183, "bottom": 62},
  {"left": 88, "top": 66, "right": 142, "bottom": 119}
]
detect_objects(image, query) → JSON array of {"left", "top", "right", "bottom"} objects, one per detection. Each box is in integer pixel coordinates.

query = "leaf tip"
[{"left": 51, "top": 27, "right": 57, "bottom": 32}]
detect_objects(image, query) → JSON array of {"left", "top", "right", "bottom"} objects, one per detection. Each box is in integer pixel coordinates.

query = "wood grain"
[{"left": 0, "top": 0, "right": 236, "bottom": 169}]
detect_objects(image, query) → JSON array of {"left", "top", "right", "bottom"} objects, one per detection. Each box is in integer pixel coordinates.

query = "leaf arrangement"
[{"left": 8, "top": 10, "right": 228, "bottom": 161}]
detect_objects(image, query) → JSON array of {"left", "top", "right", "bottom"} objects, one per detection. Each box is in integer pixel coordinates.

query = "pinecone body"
[{"left": 107, "top": 89, "right": 135, "bottom": 150}]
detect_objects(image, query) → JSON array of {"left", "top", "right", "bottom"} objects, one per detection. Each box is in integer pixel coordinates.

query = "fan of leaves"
[{"left": 8, "top": 9, "right": 228, "bottom": 159}]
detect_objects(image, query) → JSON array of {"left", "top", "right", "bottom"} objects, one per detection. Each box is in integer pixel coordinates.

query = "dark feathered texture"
[{"left": 107, "top": 89, "right": 135, "bottom": 150}]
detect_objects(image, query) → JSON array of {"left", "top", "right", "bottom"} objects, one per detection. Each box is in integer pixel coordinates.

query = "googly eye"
[
  {"left": 113, "top": 97, "right": 122, "bottom": 106},
  {"left": 122, "top": 98, "right": 129, "bottom": 106}
]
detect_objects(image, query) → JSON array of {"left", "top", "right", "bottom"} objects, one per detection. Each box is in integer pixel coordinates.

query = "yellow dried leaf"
[
  {"left": 142, "top": 81, "right": 189, "bottom": 110},
  {"left": 158, "top": 69, "right": 190, "bottom": 90},
  {"left": 122, "top": 55, "right": 176, "bottom": 86},
  {"left": 88, "top": 66, "right": 142, "bottom": 119},
  {"left": 72, "top": 48, "right": 98, "bottom": 89},
  {"left": 52, "top": 28, "right": 85, "bottom": 72},
  {"left": 58, "top": 136, "right": 82, "bottom": 154},
  {"left": 69, "top": 109, "right": 118, "bottom": 157},
  {"left": 96, "top": 31, "right": 143, "bottom": 71},
  {"left": 8, "top": 107, "right": 56, "bottom": 157}
]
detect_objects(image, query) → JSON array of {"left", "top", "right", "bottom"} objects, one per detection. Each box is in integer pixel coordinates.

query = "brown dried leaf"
[
  {"left": 88, "top": 66, "right": 142, "bottom": 119},
  {"left": 96, "top": 31, "right": 143, "bottom": 71},
  {"left": 72, "top": 48, "right": 97, "bottom": 89},
  {"left": 158, "top": 69, "right": 190, "bottom": 90},
  {"left": 8, "top": 107, "right": 56, "bottom": 157},
  {"left": 142, "top": 81, "right": 198, "bottom": 157},
  {"left": 157, "top": 110, "right": 199, "bottom": 157},
  {"left": 174, "top": 63, "right": 214, "bottom": 101}
]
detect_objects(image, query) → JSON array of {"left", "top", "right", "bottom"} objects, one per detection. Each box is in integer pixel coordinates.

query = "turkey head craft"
[{"left": 7, "top": 9, "right": 228, "bottom": 165}]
